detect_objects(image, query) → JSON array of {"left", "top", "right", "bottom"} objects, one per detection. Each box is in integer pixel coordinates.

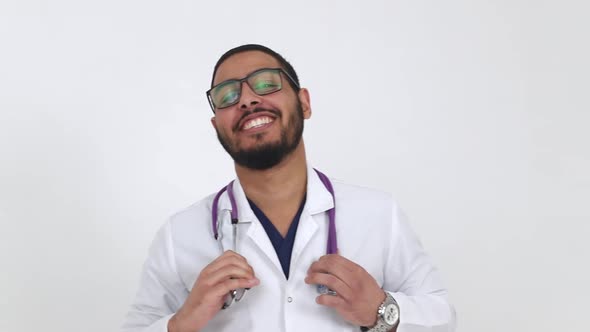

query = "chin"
[{"left": 238, "top": 134, "right": 280, "bottom": 147}]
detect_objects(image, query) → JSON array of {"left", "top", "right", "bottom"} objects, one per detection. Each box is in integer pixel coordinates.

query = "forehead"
[{"left": 213, "top": 51, "right": 282, "bottom": 86}]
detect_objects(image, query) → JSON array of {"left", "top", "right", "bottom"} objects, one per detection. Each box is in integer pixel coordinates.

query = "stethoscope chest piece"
[{"left": 222, "top": 287, "right": 247, "bottom": 309}]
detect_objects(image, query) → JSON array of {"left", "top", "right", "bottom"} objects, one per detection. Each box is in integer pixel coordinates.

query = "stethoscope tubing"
[
  {"left": 211, "top": 169, "right": 339, "bottom": 307},
  {"left": 211, "top": 169, "right": 338, "bottom": 254}
]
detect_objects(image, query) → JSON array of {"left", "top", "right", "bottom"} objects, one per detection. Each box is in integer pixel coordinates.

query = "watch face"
[{"left": 383, "top": 304, "right": 399, "bottom": 325}]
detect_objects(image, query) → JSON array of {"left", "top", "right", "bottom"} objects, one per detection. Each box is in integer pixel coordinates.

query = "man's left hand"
[{"left": 305, "top": 254, "right": 386, "bottom": 327}]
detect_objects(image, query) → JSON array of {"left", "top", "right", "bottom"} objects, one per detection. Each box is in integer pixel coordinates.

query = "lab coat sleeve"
[
  {"left": 384, "top": 204, "right": 457, "bottom": 332},
  {"left": 122, "top": 220, "right": 186, "bottom": 332}
]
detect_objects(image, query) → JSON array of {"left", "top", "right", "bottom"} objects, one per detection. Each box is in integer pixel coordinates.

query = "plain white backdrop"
[{"left": 1, "top": 0, "right": 588, "bottom": 331}]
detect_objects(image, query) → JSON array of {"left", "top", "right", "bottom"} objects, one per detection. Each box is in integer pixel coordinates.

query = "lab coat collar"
[
  {"left": 216, "top": 163, "right": 335, "bottom": 222},
  {"left": 215, "top": 164, "right": 335, "bottom": 278}
]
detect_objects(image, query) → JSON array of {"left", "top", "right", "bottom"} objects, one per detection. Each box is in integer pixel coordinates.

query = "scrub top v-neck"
[{"left": 247, "top": 196, "right": 306, "bottom": 279}]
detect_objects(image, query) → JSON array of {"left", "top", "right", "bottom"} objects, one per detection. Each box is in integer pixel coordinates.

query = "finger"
[
  {"left": 203, "top": 264, "right": 258, "bottom": 287},
  {"left": 308, "top": 255, "right": 360, "bottom": 285},
  {"left": 304, "top": 272, "right": 353, "bottom": 300},
  {"left": 206, "top": 253, "right": 255, "bottom": 277},
  {"left": 318, "top": 254, "right": 361, "bottom": 273},
  {"left": 316, "top": 294, "right": 346, "bottom": 308},
  {"left": 211, "top": 250, "right": 249, "bottom": 267},
  {"left": 207, "top": 259, "right": 254, "bottom": 279},
  {"left": 206, "top": 277, "right": 260, "bottom": 300},
  {"left": 308, "top": 255, "right": 352, "bottom": 273}
]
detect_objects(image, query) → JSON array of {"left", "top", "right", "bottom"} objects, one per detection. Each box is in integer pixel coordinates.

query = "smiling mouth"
[{"left": 241, "top": 116, "right": 275, "bottom": 131}]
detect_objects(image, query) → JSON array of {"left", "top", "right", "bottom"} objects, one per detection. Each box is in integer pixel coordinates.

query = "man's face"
[{"left": 211, "top": 51, "right": 311, "bottom": 170}]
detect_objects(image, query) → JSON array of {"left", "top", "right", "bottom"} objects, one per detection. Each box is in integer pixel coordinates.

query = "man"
[{"left": 122, "top": 44, "right": 456, "bottom": 332}]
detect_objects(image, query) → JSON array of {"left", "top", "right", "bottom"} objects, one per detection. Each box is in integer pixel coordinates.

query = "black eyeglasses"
[{"left": 206, "top": 68, "right": 299, "bottom": 112}]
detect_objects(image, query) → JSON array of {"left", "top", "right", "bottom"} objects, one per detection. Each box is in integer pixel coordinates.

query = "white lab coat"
[{"left": 122, "top": 165, "right": 456, "bottom": 332}]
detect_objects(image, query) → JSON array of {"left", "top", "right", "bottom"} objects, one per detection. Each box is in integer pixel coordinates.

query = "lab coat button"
[{"left": 287, "top": 296, "right": 293, "bottom": 303}]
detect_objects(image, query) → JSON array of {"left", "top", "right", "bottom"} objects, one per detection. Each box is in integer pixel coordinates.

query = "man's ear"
[
  {"left": 210, "top": 116, "right": 217, "bottom": 129},
  {"left": 298, "top": 88, "right": 312, "bottom": 119}
]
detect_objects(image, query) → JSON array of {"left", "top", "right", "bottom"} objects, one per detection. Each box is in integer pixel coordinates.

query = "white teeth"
[{"left": 243, "top": 117, "right": 273, "bottom": 130}]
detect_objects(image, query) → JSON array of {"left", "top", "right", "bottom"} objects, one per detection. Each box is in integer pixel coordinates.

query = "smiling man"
[{"left": 122, "top": 44, "right": 456, "bottom": 332}]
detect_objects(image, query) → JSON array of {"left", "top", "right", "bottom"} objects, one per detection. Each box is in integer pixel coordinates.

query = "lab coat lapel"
[
  {"left": 290, "top": 166, "right": 335, "bottom": 270},
  {"left": 216, "top": 167, "right": 336, "bottom": 278},
  {"left": 230, "top": 179, "right": 284, "bottom": 275}
]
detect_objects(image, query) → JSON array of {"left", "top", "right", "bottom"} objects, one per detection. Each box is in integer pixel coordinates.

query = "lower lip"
[{"left": 241, "top": 120, "right": 275, "bottom": 134}]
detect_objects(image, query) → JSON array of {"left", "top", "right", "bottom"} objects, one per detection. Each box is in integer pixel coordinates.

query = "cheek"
[
  {"left": 262, "top": 92, "right": 293, "bottom": 111},
  {"left": 264, "top": 97, "right": 296, "bottom": 118},
  {"left": 214, "top": 112, "right": 238, "bottom": 132}
]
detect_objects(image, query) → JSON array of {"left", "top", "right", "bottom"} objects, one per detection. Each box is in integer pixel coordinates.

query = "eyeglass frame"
[{"left": 206, "top": 67, "right": 300, "bottom": 113}]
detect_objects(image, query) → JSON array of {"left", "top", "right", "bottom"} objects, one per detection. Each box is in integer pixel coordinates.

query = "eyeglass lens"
[{"left": 210, "top": 69, "right": 283, "bottom": 109}]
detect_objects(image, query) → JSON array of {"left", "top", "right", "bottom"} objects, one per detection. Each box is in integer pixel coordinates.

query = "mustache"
[{"left": 233, "top": 107, "right": 281, "bottom": 132}]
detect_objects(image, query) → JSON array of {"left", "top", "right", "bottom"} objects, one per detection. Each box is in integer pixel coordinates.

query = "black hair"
[{"left": 210, "top": 44, "right": 300, "bottom": 91}]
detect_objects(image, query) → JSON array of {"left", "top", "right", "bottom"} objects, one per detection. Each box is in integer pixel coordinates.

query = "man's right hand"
[{"left": 167, "top": 250, "right": 259, "bottom": 332}]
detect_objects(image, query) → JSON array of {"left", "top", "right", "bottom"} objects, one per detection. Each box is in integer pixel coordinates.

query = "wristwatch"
[{"left": 360, "top": 292, "right": 400, "bottom": 332}]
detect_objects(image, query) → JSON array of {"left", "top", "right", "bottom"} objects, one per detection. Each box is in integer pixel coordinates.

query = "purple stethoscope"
[{"left": 211, "top": 169, "right": 339, "bottom": 309}]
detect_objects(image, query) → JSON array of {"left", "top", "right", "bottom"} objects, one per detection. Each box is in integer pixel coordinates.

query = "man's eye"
[
  {"left": 221, "top": 90, "right": 238, "bottom": 104},
  {"left": 254, "top": 81, "right": 280, "bottom": 92}
]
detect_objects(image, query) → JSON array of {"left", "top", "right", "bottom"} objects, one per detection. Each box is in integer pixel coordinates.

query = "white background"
[{"left": 1, "top": 0, "right": 588, "bottom": 331}]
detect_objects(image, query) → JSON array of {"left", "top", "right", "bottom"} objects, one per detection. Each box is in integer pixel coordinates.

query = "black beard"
[{"left": 216, "top": 102, "right": 304, "bottom": 170}]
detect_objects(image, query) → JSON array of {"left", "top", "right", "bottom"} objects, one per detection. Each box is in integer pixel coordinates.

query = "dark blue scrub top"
[{"left": 247, "top": 196, "right": 306, "bottom": 279}]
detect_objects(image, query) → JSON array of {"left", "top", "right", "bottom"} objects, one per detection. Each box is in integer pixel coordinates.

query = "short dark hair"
[{"left": 210, "top": 44, "right": 300, "bottom": 91}]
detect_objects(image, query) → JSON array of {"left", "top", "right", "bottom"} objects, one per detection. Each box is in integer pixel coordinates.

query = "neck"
[{"left": 235, "top": 141, "right": 308, "bottom": 214}]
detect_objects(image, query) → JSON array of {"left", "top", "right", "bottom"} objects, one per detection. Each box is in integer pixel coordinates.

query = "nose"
[{"left": 239, "top": 81, "right": 261, "bottom": 109}]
